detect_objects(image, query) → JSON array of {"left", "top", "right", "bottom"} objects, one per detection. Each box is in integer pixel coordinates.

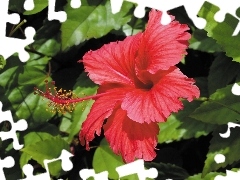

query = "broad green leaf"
[
  {"left": 158, "top": 77, "right": 214, "bottom": 143},
  {"left": 158, "top": 101, "right": 215, "bottom": 144},
  {"left": 190, "top": 84, "right": 240, "bottom": 124},
  {"left": 208, "top": 53, "right": 240, "bottom": 94},
  {"left": 61, "top": 0, "right": 133, "bottom": 51},
  {"left": 0, "top": 56, "right": 54, "bottom": 125},
  {"left": 93, "top": 138, "right": 138, "bottom": 180},
  {"left": 0, "top": 24, "right": 61, "bottom": 125},
  {"left": 20, "top": 123, "right": 59, "bottom": 168},
  {"left": 145, "top": 162, "right": 189, "bottom": 180},
  {"left": 198, "top": 2, "right": 240, "bottom": 62},
  {"left": 187, "top": 172, "right": 224, "bottom": 180},
  {"left": 202, "top": 126, "right": 240, "bottom": 176},
  {"left": 31, "top": 20, "right": 61, "bottom": 59},
  {"left": 21, "top": 136, "right": 70, "bottom": 177},
  {"left": 23, "top": 0, "right": 48, "bottom": 15},
  {"left": 59, "top": 72, "right": 98, "bottom": 143},
  {"left": 189, "top": 29, "right": 222, "bottom": 53}
]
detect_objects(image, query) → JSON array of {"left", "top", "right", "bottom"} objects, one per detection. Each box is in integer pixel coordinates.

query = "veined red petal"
[
  {"left": 79, "top": 86, "right": 130, "bottom": 149},
  {"left": 136, "top": 9, "right": 191, "bottom": 73},
  {"left": 104, "top": 107, "right": 159, "bottom": 163},
  {"left": 121, "top": 67, "right": 200, "bottom": 123},
  {"left": 81, "top": 34, "right": 141, "bottom": 85}
]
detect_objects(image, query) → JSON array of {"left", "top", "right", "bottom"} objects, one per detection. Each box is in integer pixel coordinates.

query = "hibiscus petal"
[
  {"left": 104, "top": 107, "right": 159, "bottom": 163},
  {"left": 136, "top": 9, "right": 191, "bottom": 73},
  {"left": 121, "top": 67, "right": 200, "bottom": 123},
  {"left": 79, "top": 86, "right": 130, "bottom": 150},
  {"left": 81, "top": 33, "right": 141, "bottom": 85}
]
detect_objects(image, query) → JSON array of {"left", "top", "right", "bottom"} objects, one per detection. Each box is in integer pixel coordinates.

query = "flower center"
[{"left": 143, "top": 81, "right": 154, "bottom": 90}]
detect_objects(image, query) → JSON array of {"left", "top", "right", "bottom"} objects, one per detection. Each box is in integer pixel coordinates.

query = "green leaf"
[
  {"left": 9, "top": 0, "right": 25, "bottom": 13},
  {"left": 23, "top": 0, "right": 48, "bottom": 15},
  {"left": 31, "top": 20, "right": 61, "bottom": 59},
  {"left": 190, "top": 84, "right": 240, "bottom": 124},
  {"left": 145, "top": 162, "right": 189, "bottom": 180},
  {"left": 189, "top": 29, "right": 222, "bottom": 53},
  {"left": 21, "top": 136, "right": 70, "bottom": 177},
  {"left": 198, "top": 2, "right": 240, "bottom": 62},
  {"left": 208, "top": 53, "right": 240, "bottom": 94},
  {"left": 61, "top": 0, "right": 133, "bottom": 51},
  {"left": 0, "top": 55, "right": 6, "bottom": 70},
  {"left": 121, "top": 16, "right": 146, "bottom": 36},
  {"left": 59, "top": 72, "right": 98, "bottom": 143},
  {"left": 158, "top": 100, "right": 215, "bottom": 143},
  {"left": 93, "top": 138, "right": 124, "bottom": 179},
  {"left": 0, "top": 56, "right": 54, "bottom": 125},
  {"left": 158, "top": 77, "right": 214, "bottom": 143},
  {"left": 93, "top": 138, "right": 138, "bottom": 180},
  {"left": 20, "top": 123, "right": 59, "bottom": 169},
  {"left": 0, "top": 24, "right": 61, "bottom": 125},
  {"left": 202, "top": 125, "right": 240, "bottom": 176},
  {"left": 187, "top": 172, "right": 225, "bottom": 180}
]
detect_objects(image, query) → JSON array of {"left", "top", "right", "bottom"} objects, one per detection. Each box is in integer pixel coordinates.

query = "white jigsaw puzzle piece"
[
  {"left": 0, "top": 101, "right": 28, "bottom": 150},
  {"left": 0, "top": 0, "right": 35, "bottom": 62},
  {"left": 110, "top": 0, "right": 240, "bottom": 35},
  {"left": 20, "top": 164, "right": 50, "bottom": 180},
  {"left": 215, "top": 170, "right": 240, "bottom": 180},
  {"left": 110, "top": 0, "right": 206, "bottom": 28},
  {"left": 116, "top": 159, "right": 158, "bottom": 180},
  {"left": 0, "top": 156, "right": 15, "bottom": 180},
  {"left": 48, "top": 0, "right": 67, "bottom": 22},
  {"left": 213, "top": 154, "right": 240, "bottom": 180},
  {"left": 47, "top": 0, "right": 81, "bottom": 22},
  {"left": 20, "top": 149, "right": 73, "bottom": 180},
  {"left": 219, "top": 122, "right": 240, "bottom": 138},
  {"left": 79, "top": 169, "right": 109, "bottom": 180}
]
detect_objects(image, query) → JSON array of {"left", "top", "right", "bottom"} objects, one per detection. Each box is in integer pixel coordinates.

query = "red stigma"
[{"left": 34, "top": 80, "right": 78, "bottom": 114}]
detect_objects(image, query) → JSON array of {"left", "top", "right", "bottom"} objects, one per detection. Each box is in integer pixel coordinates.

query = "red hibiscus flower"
[
  {"left": 79, "top": 10, "right": 200, "bottom": 162},
  {"left": 34, "top": 9, "right": 200, "bottom": 163}
]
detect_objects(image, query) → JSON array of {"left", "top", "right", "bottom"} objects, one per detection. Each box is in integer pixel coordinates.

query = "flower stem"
[{"left": 9, "top": 19, "right": 27, "bottom": 37}]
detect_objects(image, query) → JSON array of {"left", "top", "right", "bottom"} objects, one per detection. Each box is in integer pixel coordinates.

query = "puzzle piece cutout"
[
  {"left": 214, "top": 153, "right": 240, "bottom": 180},
  {"left": 0, "top": 0, "right": 82, "bottom": 62},
  {"left": 215, "top": 170, "right": 240, "bottom": 180},
  {"left": 0, "top": 0, "right": 35, "bottom": 62},
  {"left": 110, "top": 0, "right": 240, "bottom": 36},
  {"left": 0, "top": 156, "right": 14, "bottom": 180},
  {"left": 24, "top": 0, "right": 81, "bottom": 23},
  {"left": 79, "top": 169, "right": 109, "bottom": 180},
  {"left": 213, "top": 116, "right": 240, "bottom": 179},
  {"left": 213, "top": 154, "right": 240, "bottom": 180},
  {"left": 79, "top": 159, "right": 158, "bottom": 180},
  {"left": 0, "top": 101, "right": 28, "bottom": 150},
  {"left": 20, "top": 149, "right": 73, "bottom": 180},
  {"left": 219, "top": 122, "right": 240, "bottom": 138},
  {"left": 116, "top": 159, "right": 158, "bottom": 180}
]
